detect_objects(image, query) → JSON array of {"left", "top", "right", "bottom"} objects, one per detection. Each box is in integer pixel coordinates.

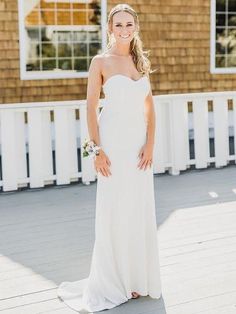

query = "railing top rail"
[
  {"left": 154, "top": 90, "right": 236, "bottom": 100},
  {"left": 0, "top": 91, "right": 235, "bottom": 110},
  {"left": 0, "top": 100, "right": 85, "bottom": 110}
]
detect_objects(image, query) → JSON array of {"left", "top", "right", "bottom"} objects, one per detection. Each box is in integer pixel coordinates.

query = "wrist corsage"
[{"left": 82, "top": 139, "right": 101, "bottom": 157}]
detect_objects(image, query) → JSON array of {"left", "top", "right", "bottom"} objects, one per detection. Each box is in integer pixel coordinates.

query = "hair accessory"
[{"left": 110, "top": 7, "right": 138, "bottom": 18}]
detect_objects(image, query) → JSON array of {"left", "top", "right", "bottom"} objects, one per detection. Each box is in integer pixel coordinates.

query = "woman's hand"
[
  {"left": 137, "top": 143, "right": 153, "bottom": 170},
  {"left": 94, "top": 149, "right": 112, "bottom": 177}
]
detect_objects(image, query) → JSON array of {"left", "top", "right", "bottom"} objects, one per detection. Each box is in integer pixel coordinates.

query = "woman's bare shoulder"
[
  {"left": 90, "top": 53, "right": 114, "bottom": 78},
  {"left": 90, "top": 54, "right": 103, "bottom": 67},
  {"left": 89, "top": 53, "right": 112, "bottom": 70},
  {"left": 91, "top": 52, "right": 113, "bottom": 62},
  {"left": 88, "top": 54, "right": 105, "bottom": 79}
]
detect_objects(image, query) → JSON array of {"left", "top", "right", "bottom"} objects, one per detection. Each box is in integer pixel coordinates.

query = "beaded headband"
[{"left": 109, "top": 7, "right": 138, "bottom": 19}]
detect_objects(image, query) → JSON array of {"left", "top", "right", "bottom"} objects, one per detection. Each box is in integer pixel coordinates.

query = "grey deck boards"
[{"left": 0, "top": 164, "right": 236, "bottom": 313}]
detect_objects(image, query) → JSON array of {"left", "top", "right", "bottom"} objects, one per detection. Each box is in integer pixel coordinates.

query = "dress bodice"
[
  {"left": 102, "top": 74, "right": 150, "bottom": 104},
  {"left": 100, "top": 74, "right": 151, "bottom": 121},
  {"left": 98, "top": 74, "right": 150, "bottom": 153}
]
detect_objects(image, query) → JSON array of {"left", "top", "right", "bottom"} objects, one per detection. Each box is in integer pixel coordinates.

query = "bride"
[{"left": 57, "top": 3, "right": 162, "bottom": 312}]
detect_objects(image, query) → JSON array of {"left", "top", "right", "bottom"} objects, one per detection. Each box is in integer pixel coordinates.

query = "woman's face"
[{"left": 110, "top": 11, "right": 137, "bottom": 44}]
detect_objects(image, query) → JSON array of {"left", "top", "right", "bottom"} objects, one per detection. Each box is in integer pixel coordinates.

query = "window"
[
  {"left": 211, "top": 0, "right": 236, "bottom": 73},
  {"left": 18, "top": 0, "right": 107, "bottom": 80}
]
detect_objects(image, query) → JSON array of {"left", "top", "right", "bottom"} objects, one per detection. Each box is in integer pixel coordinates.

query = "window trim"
[
  {"left": 18, "top": 0, "right": 107, "bottom": 80},
  {"left": 210, "top": 0, "right": 236, "bottom": 74}
]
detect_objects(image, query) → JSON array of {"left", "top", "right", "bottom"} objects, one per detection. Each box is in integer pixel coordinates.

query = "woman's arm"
[
  {"left": 86, "top": 55, "right": 112, "bottom": 177},
  {"left": 137, "top": 83, "right": 156, "bottom": 171},
  {"left": 86, "top": 55, "right": 103, "bottom": 146},
  {"left": 144, "top": 89, "right": 156, "bottom": 147}
]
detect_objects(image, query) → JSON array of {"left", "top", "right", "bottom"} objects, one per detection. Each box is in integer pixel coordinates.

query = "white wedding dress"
[{"left": 57, "top": 74, "right": 162, "bottom": 312}]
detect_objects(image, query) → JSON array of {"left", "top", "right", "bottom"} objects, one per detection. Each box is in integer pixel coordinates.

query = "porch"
[{"left": 0, "top": 164, "right": 236, "bottom": 313}]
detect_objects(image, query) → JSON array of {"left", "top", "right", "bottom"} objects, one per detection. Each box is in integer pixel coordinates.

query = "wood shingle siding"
[{"left": 0, "top": 0, "right": 236, "bottom": 104}]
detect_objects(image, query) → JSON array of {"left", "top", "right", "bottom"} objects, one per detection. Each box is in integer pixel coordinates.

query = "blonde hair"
[{"left": 103, "top": 3, "right": 157, "bottom": 76}]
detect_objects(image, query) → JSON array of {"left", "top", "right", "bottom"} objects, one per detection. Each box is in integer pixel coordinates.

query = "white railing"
[{"left": 0, "top": 91, "right": 235, "bottom": 192}]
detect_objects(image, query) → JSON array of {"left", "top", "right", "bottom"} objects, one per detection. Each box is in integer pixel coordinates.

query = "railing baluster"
[
  {"left": 213, "top": 96, "right": 229, "bottom": 167},
  {"left": 192, "top": 98, "right": 210, "bottom": 168},
  {"left": 168, "top": 98, "right": 189, "bottom": 175},
  {"left": 233, "top": 96, "right": 236, "bottom": 163},
  {"left": 28, "top": 109, "right": 53, "bottom": 188},
  {"left": 54, "top": 107, "right": 78, "bottom": 185},
  {"left": 0, "top": 111, "right": 18, "bottom": 191},
  {"left": 153, "top": 99, "right": 171, "bottom": 173}
]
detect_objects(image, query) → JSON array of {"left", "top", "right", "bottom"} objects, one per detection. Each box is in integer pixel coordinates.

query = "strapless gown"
[{"left": 57, "top": 74, "right": 162, "bottom": 312}]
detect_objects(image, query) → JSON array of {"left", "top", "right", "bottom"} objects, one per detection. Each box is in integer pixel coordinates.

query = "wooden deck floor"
[{"left": 1, "top": 165, "right": 236, "bottom": 314}]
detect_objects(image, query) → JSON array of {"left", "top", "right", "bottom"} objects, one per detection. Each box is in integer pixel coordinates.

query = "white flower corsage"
[{"left": 82, "top": 139, "right": 101, "bottom": 157}]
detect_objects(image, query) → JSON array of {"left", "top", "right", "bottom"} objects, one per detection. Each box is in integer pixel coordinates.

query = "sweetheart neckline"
[{"left": 102, "top": 74, "right": 147, "bottom": 88}]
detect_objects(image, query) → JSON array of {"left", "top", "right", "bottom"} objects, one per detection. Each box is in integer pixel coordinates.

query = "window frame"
[
  {"left": 211, "top": 0, "right": 236, "bottom": 74},
  {"left": 18, "top": 0, "right": 107, "bottom": 80}
]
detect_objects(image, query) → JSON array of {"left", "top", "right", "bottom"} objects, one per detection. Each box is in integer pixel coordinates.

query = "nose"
[{"left": 120, "top": 27, "right": 129, "bottom": 35}]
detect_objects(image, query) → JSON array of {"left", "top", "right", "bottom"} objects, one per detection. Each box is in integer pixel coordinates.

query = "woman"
[{"left": 57, "top": 3, "right": 162, "bottom": 312}]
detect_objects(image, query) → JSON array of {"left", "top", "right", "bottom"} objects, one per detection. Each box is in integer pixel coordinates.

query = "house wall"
[{"left": 0, "top": 0, "right": 235, "bottom": 104}]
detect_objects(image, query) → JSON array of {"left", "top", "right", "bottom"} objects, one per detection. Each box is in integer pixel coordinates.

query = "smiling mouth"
[{"left": 120, "top": 35, "right": 129, "bottom": 38}]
